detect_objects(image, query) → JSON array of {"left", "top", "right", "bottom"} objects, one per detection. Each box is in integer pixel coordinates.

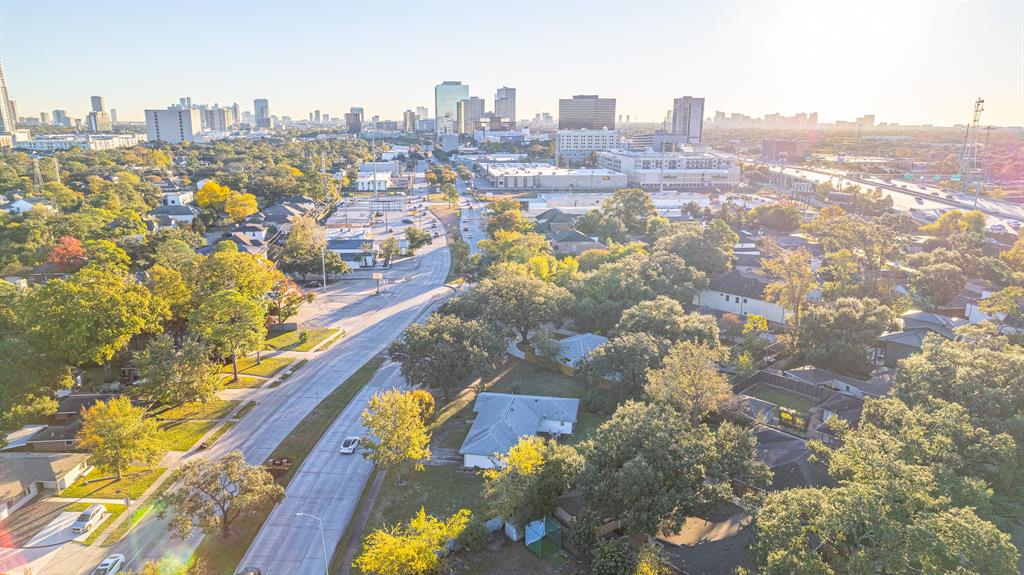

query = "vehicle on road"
[
  {"left": 374, "top": 211, "right": 384, "bottom": 217},
  {"left": 90, "top": 554, "right": 125, "bottom": 575},
  {"left": 401, "top": 218, "right": 413, "bottom": 224},
  {"left": 987, "top": 224, "right": 1007, "bottom": 233},
  {"left": 72, "top": 504, "right": 108, "bottom": 534},
  {"left": 1008, "top": 220, "right": 1021, "bottom": 230},
  {"left": 236, "top": 569, "right": 263, "bottom": 575},
  {"left": 339, "top": 436, "right": 360, "bottom": 454},
  {"left": 463, "top": 227, "right": 469, "bottom": 231},
  {"left": 915, "top": 197, "right": 924, "bottom": 204}
]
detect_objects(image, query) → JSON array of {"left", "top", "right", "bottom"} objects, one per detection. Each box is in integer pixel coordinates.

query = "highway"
[
  {"left": 455, "top": 174, "right": 486, "bottom": 255},
  {"left": 51, "top": 221, "right": 452, "bottom": 575}
]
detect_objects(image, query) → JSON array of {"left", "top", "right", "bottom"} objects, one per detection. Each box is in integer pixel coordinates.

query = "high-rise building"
[
  {"left": 314, "top": 110, "right": 321, "bottom": 124},
  {"left": 344, "top": 112, "right": 362, "bottom": 134},
  {"left": 416, "top": 106, "right": 429, "bottom": 119},
  {"left": 254, "top": 99, "right": 270, "bottom": 128},
  {"left": 558, "top": 95, "right": 615, "bottom": 130},
  {"left": 671, "top": 96, "right": 704, "bottom": 144},
  {"left": 40, "top": 112, "right": 51, "bottom": 124},
  {"left": 456, "top": 97, "right": 485, "bottom": 134},
  {"left": 231, "top": 103, "right": 240, "bottom": 125},
  {"left": 109, "top": 109, "right": 118, "bottom": 124},
  {"left": 494, "top": 87, "right": 516, "bottom": 127},
  {"left": 403, "top": 110, "right": 417, "bottom": 132},
  {"left": 434, "top": 81, "right": 469, "bottom": 135},
  {"left": 52, "top": 109, "right": 69, "bottom": 127},
  {"left": 179, "top": 97, "right": 192, "bottom": 109},
  {"left": 0, "top": 64, "right": 17, "bottom": 134},
  {"left": 204, "top": 108, "right": 232, "bottom": 132},
  {"left": 350, "top": 107, "right": 364, "bottom": 122},
  {"left": 146, "top": 108, "right": 201, "bottom": 144},
  {"left": 87, "top": 111, "right": 112, "bottom": 132},
  {"left": 90, "top": 96, "right": 105, "bottom": 113}
]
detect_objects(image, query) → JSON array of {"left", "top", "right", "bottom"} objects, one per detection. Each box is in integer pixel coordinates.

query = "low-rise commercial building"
[
  {"left": 355, "top": 172, "right": 391, "bottom": 192},
  {"left": 13, "top": 133, "right": 143, "bottom": 151},
  {"left": 596, "top": 148, "right": 740, "bottom": 190},
  {"left": 479, "top": 162, "right": 626, "bottom": 191}
]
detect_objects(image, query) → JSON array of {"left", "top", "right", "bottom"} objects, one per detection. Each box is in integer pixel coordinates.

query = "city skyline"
[{"left": 0, "top": 1, "right": 1020, "bottom": 127}]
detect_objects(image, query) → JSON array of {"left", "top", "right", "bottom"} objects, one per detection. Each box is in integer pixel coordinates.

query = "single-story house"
[
  {"left": 326, "top": 238, "right": 377, "bottom": 269},
  {"left": 783, "top": 366, "right": 891, "bottom": 399},
  {"left": 161, "top": 188, "right": 193, "bottom": 206},
  {"left": 553, "top": 332, "right": 607, "bottom": 372},
  {"left": 150, "top": 204, "right": 199, "bottom": 224},
  {"left": 1, "top": 197, "right": 56, "bottom": 214},
  {"left": 55, "top": 394, "right": 114, "bottom": 423},
  {"left": 816, "top": 394, "right": 865, "bottom": 446},
  {"left": 534, "top": 209, "right": 577, "bottom": 236},
  {"left": 234, "top": 222, "right": 268, "bottom": 241},
  {"left": 550, "top": 229, "right": 606, "bottom": 256},
  {"left": 694, "top": 269, "right": 788, "bottom": 325},
  {"left": 0, "top": 453, "right": 91, "bottom": 520},
  {"left": 24, "top": 420, "right": 84, "bottom": 452},
  {"left": 875, "top": 309, "right": 964, "bottom": 368},
  {"left": 460, "top": 392, "right": 580, "bottom": 469}
]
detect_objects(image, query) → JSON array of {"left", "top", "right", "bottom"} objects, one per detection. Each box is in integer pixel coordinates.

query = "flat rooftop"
[{"left": 480, "top": 162, "right": 622, "bottom": 177}]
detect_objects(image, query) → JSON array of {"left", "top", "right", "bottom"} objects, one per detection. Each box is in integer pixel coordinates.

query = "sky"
[{"left": 1, "top": 0, "right": 1021, "bottom": 126}]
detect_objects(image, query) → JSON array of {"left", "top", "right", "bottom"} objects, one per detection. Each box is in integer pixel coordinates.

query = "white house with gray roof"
[{"left": 460, "top": 393, "right": 580, "bottom": 469}]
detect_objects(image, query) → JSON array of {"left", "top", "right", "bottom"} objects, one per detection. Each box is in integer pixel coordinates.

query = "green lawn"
[
  {"left": 233, "top": 401, "right": 257, "bottom": 419},
  {"left": 221, "top": 356, "right": 294, "bottom": 378},
  {"left": 189, "top": 355, "right": 386, "bottom": 575},
  {"left": 154, "top": 399, "right": 239, "bottom": 421},
  {"left": 60, "top": 466, "right": 164, "bottom": 500},
  {"left": 103, "top": 500, "right": 161, "bottom": 546},
  {"left": 368, "top": 466, "right": 485, "bottom": 529},
  {"left": 264, "top": 328, "right": 341, "bottom": 352},
  {"left": 271, "top": 359, "right": 308, "bottom": 387},
  {"left": 743, "top": 383, "right": 819, "bottom": 413},
  {"left": 206, "top": 421, "right": 236, "bottom": 445},
  {"left": 487, "top": 360, "right": 586, "bottom": 398},
  {"left": 449, "top": 538, "right": 580, "bottom": 575},
  {"left": 65, "top": 502, "right": 127, "bottom": 545},
  {"left": 221, "top": 375, "right": 265, "bottom": 389},
  {"left": 160, "top": 420, "right": 218, "bottom": 451}
]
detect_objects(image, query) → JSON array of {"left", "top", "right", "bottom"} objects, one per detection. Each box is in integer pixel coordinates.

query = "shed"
[{"left": 525, "top": 517, "right": 562, "bottom": 558}]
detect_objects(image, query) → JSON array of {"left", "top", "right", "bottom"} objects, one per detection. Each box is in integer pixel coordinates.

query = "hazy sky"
[{"left": 1, "top": 1, "right": 1021, "bottom": 126}]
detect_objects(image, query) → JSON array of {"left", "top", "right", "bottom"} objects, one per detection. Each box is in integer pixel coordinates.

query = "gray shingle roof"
[
  {"left": 459, "top": 393, "right": 580, "bottom": 458},
  {"left": 706, "top": 269, "right": 771, "bottom": 300},
  {"left": 557, "top": 333, "right": 608, "bottom": 367},
  {"left": 0, "top": 452, "right": 90, "bottom": 500}
]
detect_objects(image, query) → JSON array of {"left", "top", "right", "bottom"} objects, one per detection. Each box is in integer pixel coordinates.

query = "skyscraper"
[
  {"left": 671, "top": 96, "right": 704, "bottom": 144},
  {"left": 558, "top": 95, "right": 615, "bottom": 130},
  {"left": 109, "top": 109, "right": 118, "bottom": 124},
  {"left": 403, "top": 110, "right": 417, "bottom": 132},
  {"left": 90, "top": 95, "right": 105, "bottom": 113},
  {"left": 416, "top": 106, "right": 429, "bottom": 119},
  {"left": 87, "top": 111, "right": 112, "bottom": 132},
  {"left": 0, "top": 64, "right": 17, "bottom": 134},
  {"left": 314, "top": 110, "right": 321, "bottom": 124},
  {"left": 254, "top": 99, "right": 270, "bottom": 129},
  {"left": 494, "top": 87, "right": 516, "bottom": 127},
  {"left": 231, "top": 103, "right": 240, "bottom": 125},
  {"left": 146, "top": 108, "right": 201, "bottom": 144},
  {"left": 434, "top": 81, "right": 469, "bottom": 135},
  {"left": 456, "top": 97, "right": 485, "bottom": 134},
  {"left": 52, "top": 109, "right": 69, "bottom": 127},
  {"left": 40, "top": 112, "right": 51, "bottom": 124}
]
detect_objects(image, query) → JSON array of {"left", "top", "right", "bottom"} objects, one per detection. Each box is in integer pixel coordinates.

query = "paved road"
[
  {"left": 455, "top": 175, "right": 485, "bottom": 255},
  {"left": 49, "top": 234, "right": 451, "bottom": 575},
  {"left": 238, "top": 362, "right": 407, "bottom": 574}
]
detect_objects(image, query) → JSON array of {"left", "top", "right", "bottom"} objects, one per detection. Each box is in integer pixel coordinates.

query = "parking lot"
[{"left": 327, "top": 196, "right": 441, "bottom": 242}]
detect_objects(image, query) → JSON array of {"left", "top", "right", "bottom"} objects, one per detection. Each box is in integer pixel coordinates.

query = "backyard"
[{"left": 742, "top": 383, "right": 820, "bottom": 413}]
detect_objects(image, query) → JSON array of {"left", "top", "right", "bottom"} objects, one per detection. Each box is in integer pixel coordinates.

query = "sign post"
[{"left": 372, "top": 272, "right": 383, "bottom": 295}]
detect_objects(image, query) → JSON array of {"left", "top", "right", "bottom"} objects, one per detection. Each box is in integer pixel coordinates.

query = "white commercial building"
[
  {"left": 13, "top": 133, "right": 142, "bottom": 151},
  {"left": 145, "top": 108, "right": 202, "bottom": 144},
  {"left": 555, "top": 129, "right": 621, "bottom": 167},
  {"left": 355, "top": 172, "right": 391, "bottom": 192},
  {"left": 596, "top": 148, "right": 740, "bottom": 190},
  {"left": 479, "top": 162, "right": 626, "bottom": 191}
]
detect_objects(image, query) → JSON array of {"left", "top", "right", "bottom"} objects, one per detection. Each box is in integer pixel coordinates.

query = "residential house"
[
  {"left": 1, "top": 197, "right": 56, "bottom": 214},
  {"left": 548, "top": 332, "right": 607, "bottom": 374},
  {"left": 783, "top": 366, "right": 892, "bottom": 399},
  {"left": 875, "top": 309, "right": 965, "bottom": 369},
  {"left": 0, "top": 453, "right": 91, "bottom": 520},
  {"left": 816, "top": 394, "right": 865, "bottom": 446},
  {"left": 150, "top": 204, "right": 199, "bottom": 224},
  {"left": 326, "top": 238, "right": 377, "bottom": 269},
  {"left": 234, "top": 222, "right": 268, "bottom": 242},
  {"left": 549, "top": 229, "right": 605, "bottom": 256},
  {"left": 198, "top": 232, "right": 265, "bottom": 255},
  {"left": 459, "top": 393, "right": 580, "bottom": 469},
  {"left": 694, "top": 269, "right": 788, "bottom": 325},
  {"left": 533, "top": 208, "right": 577, "bottom": 236}
]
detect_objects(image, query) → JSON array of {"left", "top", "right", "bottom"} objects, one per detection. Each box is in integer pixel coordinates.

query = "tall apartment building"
[
  {"left": 40, "top": 112, "right": 51, "bottom": 124},
  {"left": 403, "top": 110, "right": 417, "bottom": 132},
  {"left": 558, "top": 95, "right": 615, "bottom": 130},
  {"left": 434, "top": 81, "right": 469, "bottom": 135},
  {"left": 494, "top": 87, "right": 516, "bottom": 127},
  {"left": 554, "top": 130, "right": 621, "bottom": 167},
  {"left": 456, "top": 97, "right": 486, "bottom": 134},
  {"left": 253, "top": 98, "right": 270, "bottom": 129},
  {"left": 0, "top": 64, "right": 17, "bottom": 133},
  {"left": 86, "top": 111, "right": 112, "bottom": 132},
  {"left": 344, "top": 112, "right": 362, "bottom": 134},
  {"left": 145, "top": 108, "right": 201, "bottom": 144},
  {"left": 416, "top": 106, "right": 429, "bottom": 119},
  {"left": 672, "top": 96, "right": 704, "bottom": 144},
  {"left": 52, "top": 109, "right": 69, "bottom": 127},
  {"left": 109, "top": 109, "right": 118, "bottom": 124},
  {"left": 90, "top": 96, "right": 105, "bottom": 113},
  {"left": 204, "top": 108, "right": 233, "bottom": 132}
]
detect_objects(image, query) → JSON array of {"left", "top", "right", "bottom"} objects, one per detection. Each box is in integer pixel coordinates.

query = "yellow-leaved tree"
[
  {"left": 762, "top": 247, "right": 817, "bottom": 340},
  {"left": 354, "top": 507, "right": 471, "bottom": 575},
  {"left": 361, "top": 389, "right": 434, "bottom": 483},
  {"left": 225, "top": 192, "right": 258, "bottom": 222},
  {"left": 77, "top": 396, "right": 163, "bottom": 479},
  {"left": 195, "top": 181, "right": 232, "bottom": 210}
]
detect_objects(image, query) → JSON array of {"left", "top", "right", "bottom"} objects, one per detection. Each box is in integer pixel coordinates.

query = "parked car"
[
  {"left": 339, "top": 436, "right": 360, "bottom": 454},
  {"left": 236, "top": 569, "right": 263, "bottom": 575},
  {"left": 90, "top": 554, "right": 125, "bottom": 575},
  {"left": 72, "top": 504, "right": 108, "bottom": 534},
  {"left": 915, "top": 197, "right": 924, "bottom": 204},
  {"left": 374, "top": 211, "right": 384, "bottom": 217}
]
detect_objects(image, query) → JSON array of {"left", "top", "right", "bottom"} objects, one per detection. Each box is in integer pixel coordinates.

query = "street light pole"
[
  {"left": 296, "top": 512, "right": 329, "bottom": 575},
  {"left": 321, "top": 245, "right": 327, "bottom": 293}
]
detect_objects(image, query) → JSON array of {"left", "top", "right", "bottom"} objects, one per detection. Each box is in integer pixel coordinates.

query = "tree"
[
  {"left": 912, "top": 262, "right": 965, "bottom": 307},
  {"left": 267, "top": 276, "right": 311, "bottom": 324},
  {"left": 577, "top": 333, "right": 662, "bottom": 400},
  {"left": 379, "top": 237, "right": 400, "bottom": 260},
  {"left": 164, "top": 450, "right": 284, "bottom": 539},
  {"left": 405, "top": 227, "right": 432, "bottom": 254},
  {"left": 486, "top": 209, "right": 532, "bottom": 237},
  {"left": 980, "top": 285, "right": 1024, "bottom": 328},
  {"left": 133, "top": 334, "right": 221, "bottom": 406},
  {"left": 652, "top": 220, "right": 737, "bottom": 276},
  {"left": 279, "top": 215, "right": 348, "bottom": 278},
  {"left": 47, "top": 235, "right": 85, "bottom": 272},
  {"left": 388, "top": 314, "right": 507, "bottom": 400},
  {"left": 616, "top": 297, "right": 720, "bottom": 350},
  {"left": 644, "top": 342, "right": 730, "bottom": 423},
  {"left": 442, "top": 182, "right": 459, "bottom": 207},
  {"left": 361, "top": 389, "right": 435, "bottom": 483},
  {"left": 602, "top": 188, "right": 656, "bottom": 234},
  {"left": 78, "top": 397, "right": 163, "bottom": 480},
  {"left": 795, "top": 298, "right": 897, "bottom": 376},
  {"left": 354, "top": 508, "right": 471, "bottom": 575},
  {"left": 476, "top": 230, "right": 550, "bottom": 267},
  {"left": 147, "top": 264, "right": 192, "bottom": 324},
  {"left": 0, "top": 336, "right": 73, "bottom": 442},
  {"left": 22, "top": 266, "right": 166, "bottom": 366},
  {"left": 762, "top": 248, "right": 817, "bottom": 336},
  {"left": 482, "top": 436, "right": 583, "bottom": 524},
  {"left": 224, "top": 192, "right": 258, "bottom": 222},
  {"left": 192, "top": 241, "right": 282, "bottom": 305},
  {"left": 189, "top": 289, "right": 267, "bottom": 381},
  {"left": 578, "top": 401, "right": 768, "bottom": 536},
  {"left": 195, "top": 181, "right": 232, "bottom": 210},
  {"left": 751, "top": 203, "right": 801, "bottom": 233},
  {"left": 468, "top": 268, "right": 569, "bottom": 342}
]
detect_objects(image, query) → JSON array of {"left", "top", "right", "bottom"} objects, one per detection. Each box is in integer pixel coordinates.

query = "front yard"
[
  {"left": 264, "top": 328, "right": 341, "bottom": 352},
  {"left": 59, "top": 466, "right": 165, "bottom": 500}
]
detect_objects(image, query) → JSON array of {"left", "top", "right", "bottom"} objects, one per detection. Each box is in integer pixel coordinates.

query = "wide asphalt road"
[{"left": 52, "top": 232, "right": 451, "bottom": 575}]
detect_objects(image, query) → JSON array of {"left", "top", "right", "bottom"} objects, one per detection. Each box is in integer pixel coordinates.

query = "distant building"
[
  {"left": 402, "top": 109, "right": 417, "bottom": 132},
  {"left": 554, "top": 129, "right": 621, "bottom": 167},
  {"left": 456, "top": 97, "right": 486, "bottom": 135},
  {"left": 762, "top": 140, "right": 812, "bottom": 164},
  {"left": 596, "top": 148, "right": 740, "bottom": 189},
  {"left": 0, "top": 64, "right": 16, "bottom": 133},
  {"left": 416, "top": 106, "right": 428, "bottom": 119},
  {"left": 558, "top": 95, "right": 615, "bottom": 130},
  {"left": 86, "top": 111, "right": 112, "bottom": 132},
  {"left": 52, "top": 109, "right": 69, "bottom": 127},
  {"left": 494, "top": 87, "right": 516, "bottom": 128},
  {"left": 204, "top": 108, "right": 233, "bottom": 132},
  {"left": 109, "top": 109, "right": 118, "bottom": 124},
  {"left": 479, "top": 162, "right": 626, "bottom": 191},
  {"left": 434, "top": 81, "right": 469, "bottom": 135},
  {"left": 671, "top": 96, "right": 704, "bottom": 144},
  {"left": 90, "top": 95, "right": 104, "bottom": 113},
  {"left": 344, "top": 112, "right": 362, "bottom": 134},
  {"left": 146, "top": 108, "right": 201, "bottom": 144},
  {"left": 253, "top": 98, "right": 270, "bottom": 129},
  {"left": 355, "top": 172, "right": 391, "bottom": 192},
  {"left": 39, "top": 112, "right": 51, "bottom": 124}
]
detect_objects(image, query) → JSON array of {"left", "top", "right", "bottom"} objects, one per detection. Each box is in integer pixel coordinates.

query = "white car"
[
  {"left": 339, "top": 436, "right": 360, "bottom": 454},
  {"left": 71, "top": 504, "right": 107, "bottom": 534},
  {"left": 90, "top": 554, "right": 126, "bottom": 575}
]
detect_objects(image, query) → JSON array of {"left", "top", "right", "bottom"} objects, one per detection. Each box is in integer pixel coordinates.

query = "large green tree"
[
  {"left": 644, "top": 342, "right": 730, "bottom": 423},
  {"left": 795, "top": 297, "right": 897, "bottom": 376},
  {"left": 482, "top": 436, "right": 583, "bottom": 525},
  {"left": 133, "top": 334, "right": 221, "bottom": 406},
  {"left": 189, "top": 289, "right": 267, "bottom": 381}
]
